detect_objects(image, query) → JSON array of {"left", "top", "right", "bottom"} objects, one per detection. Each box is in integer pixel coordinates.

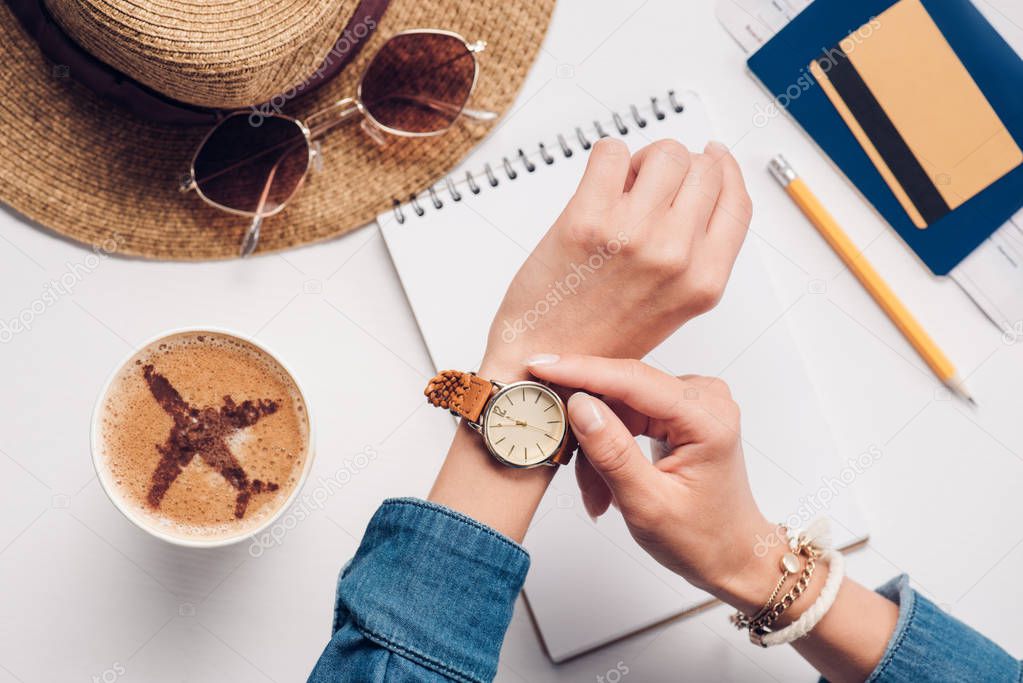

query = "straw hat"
[{"left": 0, "top": 0, "right": 553, "bottom": 260}]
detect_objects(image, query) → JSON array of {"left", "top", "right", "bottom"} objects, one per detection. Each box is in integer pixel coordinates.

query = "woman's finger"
[
  {"left": 670, "top": 144, "right": 724, "bottom": 232},
  {"left": 576, "top": 395, "right": 650, "bottom": 518},
  {"left": 566, "top": 392, "right": 658, "bottom": 511},
  {"left": 570, "top": 137, "right": 631, "bottom": 211},
  {"left": 528, "top": 353, "right": 686, "bottom": 421},
  {"left": 676, "top": 374, "right": 733, "bottom": 400},
  {"left": 626, "top": 139, "right": 692, "bottom": 210},
  {"left": 576, "top": 452, "right": 613, "bottom": 519},
  {"left": 604, "top": 396, "right": 650, "bottom": 437},
  {"left": 703, "top": 148, "right": 751, "bottom": 275}
]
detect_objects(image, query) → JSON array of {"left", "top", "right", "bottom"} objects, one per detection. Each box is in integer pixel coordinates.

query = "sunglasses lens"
[
  {"left": 193, "top": 114, "right": 310, "bottom": 214},
  {"left": 360, "top": 32, "right": 476, "bottom": 134}
]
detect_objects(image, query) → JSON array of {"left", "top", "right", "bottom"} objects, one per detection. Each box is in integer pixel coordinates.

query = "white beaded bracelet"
[{"left": 759, "top": 548, "right": 846, "bottom": 647}]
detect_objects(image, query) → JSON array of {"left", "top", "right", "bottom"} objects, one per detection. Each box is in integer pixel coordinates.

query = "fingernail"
[
  {"left": 588, "top": 513, "right": 598, "bottom": 524},
  {"left": 568, "top": 392, "right": 604, "bottom": 436},
  {"left": 706, "top": 140, "right": 728, "bottom": 154},
  {"left": 525, "top": 353, "right": 560, "bottom": 367}
]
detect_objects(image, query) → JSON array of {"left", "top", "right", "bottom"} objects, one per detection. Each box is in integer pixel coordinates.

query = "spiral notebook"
[{"left": 378, "top": 90, "right": 869, "bottom": 662}]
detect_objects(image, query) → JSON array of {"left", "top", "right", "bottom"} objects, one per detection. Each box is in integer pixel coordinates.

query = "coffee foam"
[{"left": 98, "top": 332, "right": 309, "bottom": 542}]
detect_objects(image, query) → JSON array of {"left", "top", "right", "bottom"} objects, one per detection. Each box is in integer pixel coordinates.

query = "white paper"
[
  {"left": 714, "top": 0, "right": 812, "bottom": 54},
  {"left": 951, "top": 212, "right": 1023, "bottom": 334}
]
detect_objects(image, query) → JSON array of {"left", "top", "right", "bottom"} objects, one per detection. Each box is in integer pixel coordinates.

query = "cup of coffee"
[{"left": 91, "top": 328, "right": 314, "bottom": 547}]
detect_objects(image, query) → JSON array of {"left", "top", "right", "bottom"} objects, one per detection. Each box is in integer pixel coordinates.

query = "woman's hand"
[
  {"left": 526, "top": 353, "right": 778, "bottom": 611},
  {"left": 529, "top": 353, "right": 902, "bottom": 683},
  {"left": 480, "top": 137, "right": 752, "bottom": 381},
  {"left": 430, "top": 138, "right": 751, "bottom": 544}
]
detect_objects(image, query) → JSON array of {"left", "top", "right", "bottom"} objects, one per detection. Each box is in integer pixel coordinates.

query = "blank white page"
[{"left": 378, "top": 90, "right": 868, "bottom": 662}]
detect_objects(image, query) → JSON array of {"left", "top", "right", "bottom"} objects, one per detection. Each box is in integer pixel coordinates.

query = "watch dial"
[{"left": 482, "top": 383, "right": 566, "bottom": 467}]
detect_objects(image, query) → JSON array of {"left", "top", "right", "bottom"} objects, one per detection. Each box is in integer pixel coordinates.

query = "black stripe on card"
[{"left": 818, "top": 48, "right": 950, "bottom": 225}]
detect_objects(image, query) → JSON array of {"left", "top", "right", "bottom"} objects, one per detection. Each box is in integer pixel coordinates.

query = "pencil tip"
[{"left": 947, "top": 376, "right": 976, "bottom": 407}]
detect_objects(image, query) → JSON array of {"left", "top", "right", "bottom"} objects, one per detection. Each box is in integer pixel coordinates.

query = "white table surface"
[{"left": 2, "top": 1, "right": 1022, "bottom": 681}]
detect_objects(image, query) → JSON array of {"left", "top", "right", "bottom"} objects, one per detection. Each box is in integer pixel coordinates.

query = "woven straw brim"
[{"left": 0, "top": 1, "right": 554, "bottom": 260}]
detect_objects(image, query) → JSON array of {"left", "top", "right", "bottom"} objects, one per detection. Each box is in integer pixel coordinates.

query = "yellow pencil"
[{"left": 768, "top": 155, "right": 975, "bottom": 405}]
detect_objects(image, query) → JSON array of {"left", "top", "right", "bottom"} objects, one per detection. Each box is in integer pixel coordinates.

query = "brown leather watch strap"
[
  {"left": 549, "top": 433, "right": 578, "bottom": 466},
  {"left": 424, "top": 370, "right": 494, "bottom": 423}
]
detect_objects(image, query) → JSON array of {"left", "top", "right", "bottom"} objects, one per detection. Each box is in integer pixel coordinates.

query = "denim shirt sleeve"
[
  {"left": 307, "top": 498, "right": 530, "bottom": 683},
  {"left": 858, "top": 574, "right": 1022, "bottom": 683}
]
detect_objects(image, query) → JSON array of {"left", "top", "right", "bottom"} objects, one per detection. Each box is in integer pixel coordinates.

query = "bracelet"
[
  {"left": 749, "top": 551, "right": 818, "bottom": 645},
  {"left": 759, "top": 549, "right": 845, "bottom": 646},
  {"left": 730, "top": 525, "right": 802, "bottom": 630},
  {"left": 731, "top": 519, "right": 832, "bottom": 646}
]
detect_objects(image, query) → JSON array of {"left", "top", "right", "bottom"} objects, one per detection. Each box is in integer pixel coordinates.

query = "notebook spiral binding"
[{"left": 391, "top": 89, "right": 688, "bottom": 224}]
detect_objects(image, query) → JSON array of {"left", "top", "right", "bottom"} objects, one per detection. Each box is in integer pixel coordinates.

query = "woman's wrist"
[
  {"left": 703, "top": 517, "right": 782, "bottom": 615},
  {"left": 477, "top": 350, "right": 533, "bottom": 384},
  {"left": 426, "top": 352, "right": 555, "bottom": 543}
]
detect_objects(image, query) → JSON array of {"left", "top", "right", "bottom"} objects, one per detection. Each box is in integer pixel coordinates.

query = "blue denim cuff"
[
  {"left": 866, "top": 574, "right": 1022, "bottom": 682},
  {"left": 335, "top": 498, "right": 530, "bottom": 683}
]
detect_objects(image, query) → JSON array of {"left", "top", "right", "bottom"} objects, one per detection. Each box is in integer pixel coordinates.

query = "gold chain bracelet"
[
  {"left": 731, "top": 525, "right": 802, "bottom": 629},
  {"left": 749, "top": 552, "right": 818, "bottom": 644},
  {"left": 731, "top": 524, "right": 823, "bottom": 646},
  {"left": 730, "top": 550, "right": 799, "bottom": 629}
]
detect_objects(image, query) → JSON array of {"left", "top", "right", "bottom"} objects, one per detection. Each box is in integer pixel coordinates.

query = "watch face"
[{"left": 481, "top": 382, "right": 567, "bottom": 467}]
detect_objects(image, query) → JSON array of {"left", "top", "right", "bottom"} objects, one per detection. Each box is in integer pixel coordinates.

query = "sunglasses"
[{"left": 179, "top": 29, "right": 495, "bottom": 256}]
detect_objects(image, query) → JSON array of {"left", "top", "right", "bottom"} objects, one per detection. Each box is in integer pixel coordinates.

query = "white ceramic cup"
[{"left": 90, "top": 327, "right": 315, "bottom": 548}]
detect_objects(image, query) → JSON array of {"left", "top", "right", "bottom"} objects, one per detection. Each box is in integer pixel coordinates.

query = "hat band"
[{"left": 6, "top": 0, "right": 392, "bottom": 125}]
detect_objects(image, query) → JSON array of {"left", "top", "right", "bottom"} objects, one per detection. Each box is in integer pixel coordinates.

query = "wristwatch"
[{"left": 424, "top": 370, "right": 575, "bottom": 468}]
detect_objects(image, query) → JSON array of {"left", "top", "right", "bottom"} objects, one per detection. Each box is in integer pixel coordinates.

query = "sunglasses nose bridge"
[
  {"left": 466, "top": 40, "right": 486, "bottom": 53},
  {"left": 304, "top": 97, "right": 361, "bottom": 139}
]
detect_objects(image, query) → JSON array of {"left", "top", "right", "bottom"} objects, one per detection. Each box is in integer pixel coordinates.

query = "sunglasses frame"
[
  {"left": 181, "top": 29, "right": 487, "bottom": 226},
  {"left": 357, "top": 28, "right": 486, "bottom": 140},
  {"left": 183, "top": 114, "right": 314, "bottom": 221}
]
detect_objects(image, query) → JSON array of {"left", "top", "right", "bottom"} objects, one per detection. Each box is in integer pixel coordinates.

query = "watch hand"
[
  {"left": 491, "top": 417, "right": 532, "bottom": 429},
  {"left": 493, "top": 419, "right": 556, "bottom": 438},
  {"left": 517, "top": 420, "right": 554, "bottom": 435}
]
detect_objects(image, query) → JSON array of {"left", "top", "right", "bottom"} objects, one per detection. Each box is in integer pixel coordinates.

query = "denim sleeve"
[
  {"left": 862, "top": 575, "right": 1022, "bottom": 683},
  {"left": 307, "top": 498, "right": 530, "bottom": 683}
]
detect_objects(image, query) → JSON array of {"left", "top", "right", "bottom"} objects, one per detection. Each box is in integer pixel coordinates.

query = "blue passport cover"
[{"left": 748, "top": 0, "right": 1023, "bottom": 275}]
